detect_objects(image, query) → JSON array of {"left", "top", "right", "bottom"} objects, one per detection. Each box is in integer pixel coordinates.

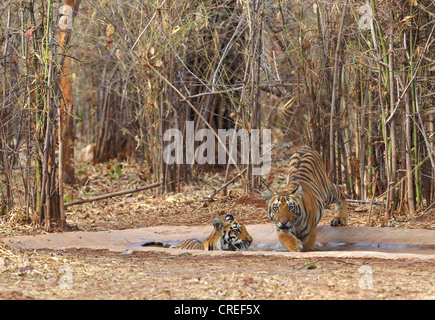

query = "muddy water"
[
  {"left": 136, "top": 223, "right": 435, "bottom": 254},
  {"left": 133, "top": 240, "right": 435, "bottom": 254},
  {"left": 241, "top": 225, "right": 435, "bottom": 254},
  {"left": 133, "top": 238, "right": 435, "bottom": 255},
  {"left": 315, "top": 242, "right": 435, "bottom": 254},
  {"left": 250, "top": 241, "right": 435, "bottom": 254}
]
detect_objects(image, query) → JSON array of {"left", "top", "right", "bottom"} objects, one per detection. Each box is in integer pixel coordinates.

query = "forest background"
[{"left": 0, "top": 0, "right": 434, "bottom": 230}]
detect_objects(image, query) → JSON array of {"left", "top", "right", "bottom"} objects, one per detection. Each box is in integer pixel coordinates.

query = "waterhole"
[
  {"left": 5, "top": 225, "right": 433, "bottom": 256},
  {"left": 132, "top": 240, "right": 435, "bottom": 254},
  {"left": 247, "top": 241, "right": 435, "bottom": 254}
]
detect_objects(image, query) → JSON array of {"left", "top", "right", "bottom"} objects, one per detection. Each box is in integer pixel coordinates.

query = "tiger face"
[
  {"left": 211, "top": 214, "right": 253, "bottom": 251},
  {"left": 142, "top": 214, "right": 253, "bottom": 251},
  {"left": 264, "top": 185, "right": 302, "bottom": 233}
]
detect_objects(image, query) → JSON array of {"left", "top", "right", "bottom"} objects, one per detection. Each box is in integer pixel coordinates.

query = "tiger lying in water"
[
  {"left": 264, "top": 146, "right": 348, "bottom": 252},
  {"left": 142, "top": 214, "right": 253, "bottom": 251}
]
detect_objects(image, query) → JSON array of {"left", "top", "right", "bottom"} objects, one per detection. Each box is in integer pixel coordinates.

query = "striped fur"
[
  {"left": 264, "top": 146, "right": 348, "bottom": 252},
  {"left": 142, "top": 215, "right": 253, "bottom": 251}
]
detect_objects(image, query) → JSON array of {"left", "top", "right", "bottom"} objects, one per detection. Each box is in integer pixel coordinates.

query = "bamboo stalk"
[
  {"left": 388, "top": 32, "right": 397, "bottom": 212},
  {"left": 404, "top": 75, "right": 415, "bottom": 214},
  {"left": 409, "top": 5, "right": 421, "bottom": 208},
  {"left": 329, "top": 1, "right": 347, "bottom": 182},
  {"left": 359, "top": 68, "right": 372, "bottom": 201},
  {"left": 141, "top": 57, "right": 246, "bottom": 184}
]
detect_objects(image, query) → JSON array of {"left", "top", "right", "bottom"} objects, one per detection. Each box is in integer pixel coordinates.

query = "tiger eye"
[{"left": 272, "top": 202, "right": 279, "bottom": 212}]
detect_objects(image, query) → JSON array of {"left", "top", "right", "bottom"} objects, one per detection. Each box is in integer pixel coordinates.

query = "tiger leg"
[
  {"left": 325, "top": 183, "right": 348, "bottom": 226},
  {"left": 277, "top": 231, "right": 303, "bottom": 252},
  {"left": 302, "top": 227, "right": 317, "bottom": 251},
  {"left": 330, "top": 198, "right": 348, "bottom": 226}
]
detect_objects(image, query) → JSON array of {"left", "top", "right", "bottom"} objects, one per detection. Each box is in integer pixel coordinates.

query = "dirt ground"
[
  {"left": 0, "top": 246, "right": 433, "bottom": 300},
  {"left": 0, "top": 144, "right": 434, "bottom": 300}
]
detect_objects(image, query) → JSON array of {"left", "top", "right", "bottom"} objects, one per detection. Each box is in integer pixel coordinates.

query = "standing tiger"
[
  {"left": 264, "top": 146, "right": 348, "bottom": 252},
  {"left": 142, "top": 214, "right": 253, "bottom": 251}
]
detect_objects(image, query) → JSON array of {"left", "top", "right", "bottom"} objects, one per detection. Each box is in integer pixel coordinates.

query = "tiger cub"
[{"left": 142, "top": 214, "right": 253, "bottom": 251}]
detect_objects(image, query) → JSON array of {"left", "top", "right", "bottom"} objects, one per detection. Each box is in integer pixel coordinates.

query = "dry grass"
[{"left": 1, "top": 245, "right": 434, "bottom": 300}]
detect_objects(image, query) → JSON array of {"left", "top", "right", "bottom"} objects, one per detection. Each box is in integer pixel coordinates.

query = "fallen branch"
[
  {"left": 64, "top": 182, "right": 161, "bottom": 207},
  {"left": 346, "top": 199, "right": 385, "bottom": 206}
]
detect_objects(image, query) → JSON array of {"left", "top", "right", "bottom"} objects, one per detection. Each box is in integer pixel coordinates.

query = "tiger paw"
[
  {"left": 277, "top": 232, "right": 303, "bottom": 252},
  {"left": 292, "top": 239, "right": 303, "bottom": 252},
  {"left": 331, "top": 203, "right": 348, "bottom": 226},
  {"left": 330, "top": 217, "right": 347, "bottom": 226}
]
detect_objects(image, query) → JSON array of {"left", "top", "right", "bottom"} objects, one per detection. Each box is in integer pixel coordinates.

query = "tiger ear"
[
  {"left": 292, "top": 185, "right": 302, "bottom": 200},
  {"left": 263, "top": 189, "right": 274, "bottom": 202},
  {"left": 225, "top": 214, "right": 234, "bottom": 222},
  {"left": 212, "top": 216, "right": 224, "bottom": 233}
]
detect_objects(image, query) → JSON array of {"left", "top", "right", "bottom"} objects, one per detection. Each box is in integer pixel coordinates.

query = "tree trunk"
[{"left": 58, "top": 0, "right": 80, "bottom": 184}]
